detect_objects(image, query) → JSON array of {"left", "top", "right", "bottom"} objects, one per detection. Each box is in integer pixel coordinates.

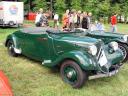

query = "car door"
[
  {"left": 34, "top": 34, "right": 50, "bottom": 61},
  {"left": 22, "top": 33, "right": 50, "bottom": 61}
]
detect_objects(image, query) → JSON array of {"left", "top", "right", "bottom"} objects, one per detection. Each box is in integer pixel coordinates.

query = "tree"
[
  {"left": 97, "top": 0, "right": 110, "bottom": 16},
  {"left": 71, "top": 0, "right": 81, "bottom": 10},
  {"left": 120, "top": 0, "right": 128, "bottom": 23},
  {"left": 33, "top": 0, "right": 47, "bottom": 11},
  {"left": 22, "top": 0, "right": 47, "bottom": 12},
  {"left": 54, "top": 0, "right": 66, "bottom": 17},
  {"left": 22, "top": 0, "right": 33, "bottom": 12},
  {"left": 18, "top": 0, "right": 128, "bottom": 23},
  {"left": 65, "top": 0, "right": 72, "bottom": 9}
]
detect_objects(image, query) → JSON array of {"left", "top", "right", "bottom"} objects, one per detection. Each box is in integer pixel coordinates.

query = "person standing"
[
  {"left": 35, "top": 8, "right": 43, "bottom": 27},
  {"left": 77, "top": 10, "right": 82, "bottom": 28},
  {"left": 72, "top": 10, "right": 78, "bottom": 28},
  {"left": 95, "top": 20, "right": 105, "bottom": 31},
  {"left": 53, "top": 13, "right": 59, "bottom": 28},
  {"left": 69, "top": 10, "right": 74, "bottom": 29},
  {"left": 87, "top": 12, "right": 93, "bottom": 30},
  {"left": 68, "top": 9, "right": 78, "bottom": 29},
  {"left": 62, "top": 10, "right": 69, "bottom": 29},
  {"left": 41, "top": 12, "right": 49, "bottom": 27},
  {"left": 82, "top": 12, "right": 89, "bottom": 29},
  {"left": 111, "top": 13, "right": 117, "bottom": 32}
]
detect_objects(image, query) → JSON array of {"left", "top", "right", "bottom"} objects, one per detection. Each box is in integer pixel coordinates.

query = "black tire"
[
  {"left": 60, "top": 60, "right": 87, "bottom": 88},
  {"left": 7, "top": 40, "right": 18, "bottom": 57},
  {"left": 118, "top": 43, "right": 128, "bottom": 63}
]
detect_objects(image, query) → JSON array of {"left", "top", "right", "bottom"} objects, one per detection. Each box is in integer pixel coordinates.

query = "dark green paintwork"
[
  {"left": 86, "top": 30, "right": 128, "bottom": 45},
  {"left": 5, "top": 28, "right": 124, "bottom": 73}
]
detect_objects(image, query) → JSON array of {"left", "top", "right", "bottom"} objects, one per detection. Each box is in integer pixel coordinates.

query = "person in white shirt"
[
  {"left": 35, "top": 8, "right": 43, "bottom": 27},
  {"left": 87, "top": 12, "right": 92, "bottom": 30},
  {"left": 53, "top": 13, "right": 59, "bottom": 28}
]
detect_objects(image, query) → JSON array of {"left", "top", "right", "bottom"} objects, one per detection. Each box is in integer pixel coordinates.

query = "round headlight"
[
  {"left": 123, "top": 35, "right": 128, "bottom": 42},
  {"left": 88, "top": 45, "right": 97, "bottom": 55},
  {"left": 109, "top": 41, "right": 118, "bottom": 51}
]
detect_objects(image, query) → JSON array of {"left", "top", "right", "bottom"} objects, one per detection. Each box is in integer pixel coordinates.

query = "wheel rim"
[
  {"left": 119, "top": 45, "right": 127, "bottom": 60},
  {"left": 63, "top": 66, "right": 77, "bottom": 84}
]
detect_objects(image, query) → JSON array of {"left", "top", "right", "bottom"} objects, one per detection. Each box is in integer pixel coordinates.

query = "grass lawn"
[{"left": 0, "top": 22, "right": 128, "bottom": 96}]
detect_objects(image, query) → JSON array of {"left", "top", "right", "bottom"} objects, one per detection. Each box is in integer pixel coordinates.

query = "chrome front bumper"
[{"left": 89, "top": 69, "right": 119, "bottom": 80}]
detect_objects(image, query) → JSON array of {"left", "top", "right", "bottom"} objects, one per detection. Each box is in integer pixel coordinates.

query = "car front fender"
[
  {"left": 87, "top": 32, "right": 127, "bottom": 44},
  {"left": 99, "top": 38, "right": 127, "bottom": 45},
  {"left": 44, "top": 51, "right": 96, "bottom": 71},
  {"left": 109, "top": 38, "right": 127, "bottom": 44}
]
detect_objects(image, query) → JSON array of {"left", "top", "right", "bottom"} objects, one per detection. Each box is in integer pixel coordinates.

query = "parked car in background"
[
  {"left": 74, "top": 28, "right": 128, "bottom": 63},
  {"left": 0, "top": 1, "right": 23, "bottom": 27},
  {"left": 5, "top": 27, "right": 124, "bottom": 88}
]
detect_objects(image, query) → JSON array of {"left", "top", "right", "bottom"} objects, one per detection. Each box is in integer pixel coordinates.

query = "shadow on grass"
[{"left": 18, "top": 54, "right": 60, "bottom": 73}]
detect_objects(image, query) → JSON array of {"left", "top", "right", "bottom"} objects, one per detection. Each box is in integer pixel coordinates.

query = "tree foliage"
[
  {"left": 22, "top": 0, "right": 128, "bottom": 21},
  {"left": 33, "top": 0, "right": 47, "bottom": 11},
  {"left": 71, "top": 0, "right": 81, "bottom": 10},
  {"left": 54, "top": 0, "right": 66, "bottom": 14}
]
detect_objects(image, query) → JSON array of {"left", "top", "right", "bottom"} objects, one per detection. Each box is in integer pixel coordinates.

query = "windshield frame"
[{"left": 46, "top": 29, "right": 84, "bottom": 35}]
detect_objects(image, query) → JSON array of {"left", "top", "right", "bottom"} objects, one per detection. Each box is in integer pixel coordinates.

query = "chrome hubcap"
[
  {"left": 67, "top": 71, "right": 73, "bottom": 79},
  {"left": 64, "top": 67, "right": 77, "bottom": 82}
]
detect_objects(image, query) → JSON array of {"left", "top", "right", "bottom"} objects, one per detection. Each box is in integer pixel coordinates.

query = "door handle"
[
  {"left": 57, "top": 51, "right": 64, "bottom": 54},
  {"left": 57, "top": 46, "right": 61, "bottom": 48},
  {"left": 37, "top": 37, "right": 47, "bottom": 41}
]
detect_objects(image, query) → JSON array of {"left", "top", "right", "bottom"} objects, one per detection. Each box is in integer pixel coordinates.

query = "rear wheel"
[
  {"left": 7, "top": 40, "right": 18, "bottom": 57},
  {"left": 118, "top": 43, "right": 128, "bottom": 63},
  {"left": 60, "top": 60, "right": 87, "bottom": 88}
]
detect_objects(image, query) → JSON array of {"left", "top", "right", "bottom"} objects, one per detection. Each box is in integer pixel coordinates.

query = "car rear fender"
[
  {"left": 5, "top": 34, "right": 21, "bottom": 54},
  {"left": 5, "top": 34, "right": 17, "bottom": 47}
]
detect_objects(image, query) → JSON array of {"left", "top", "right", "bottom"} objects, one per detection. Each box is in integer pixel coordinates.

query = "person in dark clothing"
[
  {"left": 82, "top": 12, "right": 89, "bottom": 29},
  {"left": 39, "top": 13, "right": 49, "bottom": 27},
  {"left": 76, "top": 10, "right": 81, "bottom": 28}
]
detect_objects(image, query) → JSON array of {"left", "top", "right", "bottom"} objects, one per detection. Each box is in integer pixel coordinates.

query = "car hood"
[{"left": 55, "top": 34, "right": 100, "bottom": 45}]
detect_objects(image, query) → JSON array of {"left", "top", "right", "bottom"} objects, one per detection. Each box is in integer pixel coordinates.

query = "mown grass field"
[{"left": 0, "top": 22, "right": 128, "bottom": 96}]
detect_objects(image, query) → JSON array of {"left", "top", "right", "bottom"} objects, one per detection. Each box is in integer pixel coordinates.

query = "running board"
[{"left": 89, "top": 69, "right": 119, "bottom": 80}]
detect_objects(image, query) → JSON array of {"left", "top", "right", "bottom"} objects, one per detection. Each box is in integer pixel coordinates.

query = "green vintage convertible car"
[
  {"left": 5, "top": 27, "right": 124, "bottom": 88},
  {"left": 74, "top": 28, "right": 128, "bottom": 62}
]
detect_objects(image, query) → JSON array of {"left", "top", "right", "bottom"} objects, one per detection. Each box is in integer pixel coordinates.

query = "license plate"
[{"left": 98, "top": 51, "right": 108, "bottom": 66}]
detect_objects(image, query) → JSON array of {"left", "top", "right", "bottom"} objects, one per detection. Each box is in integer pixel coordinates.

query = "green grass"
[{"left": 0, "top": 22, "right": 128, "bottom": 96}]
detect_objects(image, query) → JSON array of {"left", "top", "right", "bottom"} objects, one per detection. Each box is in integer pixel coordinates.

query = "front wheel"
[
  {"left": 118, "top": 43, "right": 128, "bottom": 63},
  {"left": 60, "top": 60, "right": 87, "bottom": 88},
  {"left": 7, "top": 40, "right": 18, "bottom": 57}
]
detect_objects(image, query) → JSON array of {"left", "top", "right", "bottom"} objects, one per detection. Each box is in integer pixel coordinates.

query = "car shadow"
[{"left": 18, "top": 55, "right": 60, "bottom": 73}]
